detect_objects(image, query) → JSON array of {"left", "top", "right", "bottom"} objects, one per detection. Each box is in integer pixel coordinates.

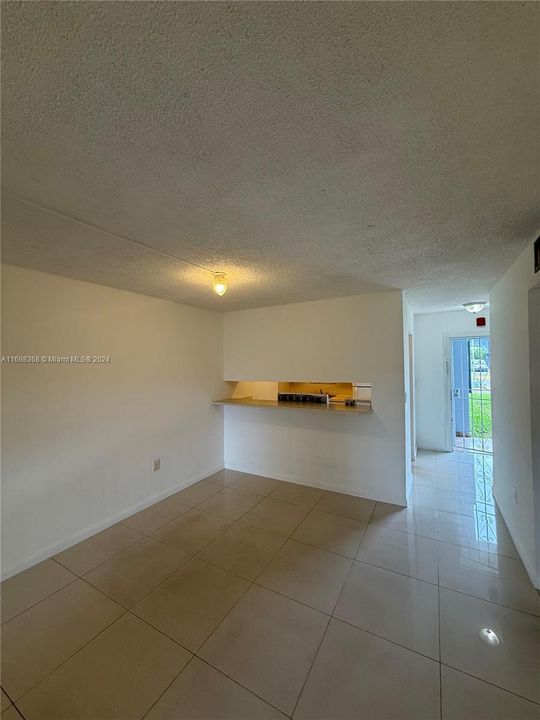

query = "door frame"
[
  {"left": 408, "top": 333, "right": 417, "bottom": 461},
  {"left": 444, "top": 330, "right": 489, "bottom": 452}
]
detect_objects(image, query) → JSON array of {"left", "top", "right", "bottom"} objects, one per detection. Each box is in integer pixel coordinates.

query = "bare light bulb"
[{"left": 213, "top": 272, "right": 228, "bottom": 297}]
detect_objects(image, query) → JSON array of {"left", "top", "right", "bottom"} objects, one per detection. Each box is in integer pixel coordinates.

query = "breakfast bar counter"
[{"left": 213, "top": 396, "right": 371, "bottom": 414}]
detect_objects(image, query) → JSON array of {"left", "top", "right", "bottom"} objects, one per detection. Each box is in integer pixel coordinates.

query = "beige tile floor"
[{"left": 1, "top": 457, "right": 540, "bottom": 719}]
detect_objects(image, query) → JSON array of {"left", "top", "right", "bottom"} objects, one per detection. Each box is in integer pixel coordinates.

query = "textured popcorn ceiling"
[{"left": 1, "top": 1, "right": 539, "bottom": 312}]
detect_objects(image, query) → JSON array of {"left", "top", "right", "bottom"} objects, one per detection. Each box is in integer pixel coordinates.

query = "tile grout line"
[
  {"left": 0, "top": 571, "right": 80, "bottom": 627},
  {"left": 138, "top": 654, "right": 199, "bottom": 720},
  {"left": 1, "top": 687, "right": 25, "bottom": 720},
  {"left": 192, "top": 653, "right": 292, "bottom": 718},
  {"left": 290, "top": 522, "right": 362, "bottom": 719},
  {"left": 52, "top": 530, "right": 147, "bottom": 578},
  {"left": 12, "top": 612, "right": 129, "bottom": 708},
  {"left": 437, "top": 534, "right": 443, "bottom": 720},
  {"left": 291, "top": 533, "right": 366, "bottom": 562},
  {"left": 289, "top": 614, "right": 332, "bottom": 719},
  {"left": 439, "top": 661, "right": 540, "bottom": 707},
  {"left": 78, "top": 545, "right": 195, "bottom": 612}
]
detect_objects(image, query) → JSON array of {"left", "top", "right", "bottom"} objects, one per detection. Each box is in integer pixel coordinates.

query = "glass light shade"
[
  {"left": 463, "top": 302, "right": 486, "bottom": 314},
  {"left": 213, "top": 272, "right": 228, "bottom": 296}
]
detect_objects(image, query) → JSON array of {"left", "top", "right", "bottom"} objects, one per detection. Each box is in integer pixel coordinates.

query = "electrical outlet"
[
  {"left": 513, "top": 486, "right": 518, "bottom": 504},
  {"left": 153, "top": 459, "right": 161, "bottom": 472}
]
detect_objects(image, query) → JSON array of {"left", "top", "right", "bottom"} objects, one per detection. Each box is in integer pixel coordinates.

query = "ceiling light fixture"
[
  {"left": 463, "top": 302, "right": 487, "bottom": 314},
  {"left": 212, "top": 272, "right": 228, "bottom": 296}
]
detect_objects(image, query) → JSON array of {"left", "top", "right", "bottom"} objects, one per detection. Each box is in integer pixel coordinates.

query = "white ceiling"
[{"left": 1, "top": 2, "right": 539, "bottom": 312}]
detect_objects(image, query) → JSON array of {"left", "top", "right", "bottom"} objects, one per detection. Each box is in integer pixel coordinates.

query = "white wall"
[
  {"left": 403, "top": 298, "right": 415, "bottom": 496},
  {"left": 529, "top": 287, "right": 540, "bottom": 589},
  {"left": 223, "top": 292, "right": 408, "bottom": 505},
  {"left": 1, "top": 265, "right": 225, "bottom": 578},
  {"left": 414, "top": 309, "right": 490, "bottom": 451},
  {"left": 490, "top": 242, "right": 539, "bottom": 587}
]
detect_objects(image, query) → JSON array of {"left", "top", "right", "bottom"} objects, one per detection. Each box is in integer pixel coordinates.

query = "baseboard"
[
  {"left": 225, "top": 463, "right": 407, "bottom": 507},
  {"left": 494, "top": 487, "right": 539, "bottom": 589},
  {"left": 1, "top": 463, "right": 224, "bottom": 581}
]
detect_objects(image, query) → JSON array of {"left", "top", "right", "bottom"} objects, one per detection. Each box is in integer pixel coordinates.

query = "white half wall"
[
  {"left": 490, "top": 242, "right": 539, "bottom": 587},
  {"left": 1, "top": 265, "right": 226, "bottom": 578},
  {"left": 223, "top": 292, "right": 408, "bottom": 505},
  {"left": 414, "top": 309, "right": 490, "bottom": 451}
]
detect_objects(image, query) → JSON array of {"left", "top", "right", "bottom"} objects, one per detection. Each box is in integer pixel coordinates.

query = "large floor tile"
[
  {"left": 269, "top": 482, "right": 325, "bottom": 508},
  {"left": 436, "top": 508, "right": 519, "bottom": 558},
  {"left": 292, "top": 509, "right": 366, "bottom": 558},
  {"left": 241, "top": 498, "right": 310, "bottom": 537},
  {"left": 411, "top": 485, "right": 487, "bottom": 517},
  {"left": 414, "top": 450, "right": 439, "bottom": 470},
  {"left": 435, "top": 472, "right": 480, "bottom": 493},
  {"left": 409, "top": 484, "right": 439, "bottom": 508},
  {"left": 132, "top": 558, "right": 249, "bottom": 651},
  {"left": 152, "top": 509, "right": 232, "bottom": 555},
  {"left": 122, "top": 498, "right": 190, "bottom": 535},
  {"left": 294, "top": 618, "right": 440, "bottom": 720},
  {"left": 145, "top": 657, "right": 287, "bottom": 719},
  {"left": 1, "top": 580, "right": 123, "bottom": 700},
  {"left": 54, "top": 523, "right": 143, "bottom": 575},
  {"left": 17, "top": 613, "right": 190, "bottom": 720},
  {"left": 198, "top": 522, "right": 285, "bottom": 580},
  {"left": 167, "top": 479, "right": 222, "bottom": 508},
  {"left": 258, "top": 540, "right": 351, "bottom": 613},
  {"left": 441, "top": 666, "right": 540, "bottom": 720},
  {"left": 437, "top": 458, "right": 476, "bottom": 478},
  {"left": 439, "top": 487, "right": 493, "bottom": 515},
  {"left": 440, "top": 588, "right": 540, "bottom": 703},
  {"left": 1, "top": 559, "right": 76, "bottom": 624},
  {"left": 196, "top": 488, "right": 262, "bottom": 520},
  {"left": 370, "top": 502, "right": 439, "bottom": 540},
  {"left": 334, "top": 562, "right": 439, "bottom": 659},
  {"left": 412, "top": 468, "right": 440, "bottom": 488},
  {"left": 356, "top": 524, "right": 439, "bottom": 583},
  {"left": 439, "top": 542, "right": 540, "bottom": 615},
  {"left": 230, "top": 473, "right": 282, "bottom": 496},
  {"left": 200, "top": 585, "right": 328, "bottom": 715},
  {"left": 84, "top": 536, "right": 189, "bottom": 608},
  {"left": 314, "top": 491, "right": 375, "bottom": 522},
  {"left": 205, "top": 468, "right": 247, "bottom": 487}
]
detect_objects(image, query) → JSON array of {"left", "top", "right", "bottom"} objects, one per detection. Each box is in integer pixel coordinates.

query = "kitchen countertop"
[{"left": 212, "top": 397, "right": 371, "bottom": 414}]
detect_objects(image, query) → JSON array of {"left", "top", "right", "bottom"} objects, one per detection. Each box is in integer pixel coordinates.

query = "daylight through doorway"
[{"left": 451, "top": 336, "right": 492, "bottom": 453}]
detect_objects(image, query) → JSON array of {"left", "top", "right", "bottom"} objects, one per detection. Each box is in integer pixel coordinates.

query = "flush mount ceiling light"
[
  {"left": 212, "top": 272, "right": 228, "bottom": 296},
  {"left": 463, "top": 302, "right": 487, "bottom": 314}
]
